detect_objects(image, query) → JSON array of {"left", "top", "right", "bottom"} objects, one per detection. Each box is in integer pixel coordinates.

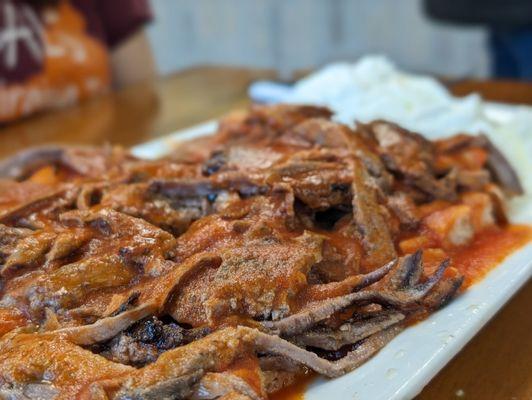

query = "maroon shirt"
[{"left": 0, "top": 0, "right": 151, "bottom": 118}]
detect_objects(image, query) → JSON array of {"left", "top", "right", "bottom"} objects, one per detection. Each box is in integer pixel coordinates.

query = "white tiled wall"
[{"left": 147, "top": 0, "right": 489, "bottom": 79}]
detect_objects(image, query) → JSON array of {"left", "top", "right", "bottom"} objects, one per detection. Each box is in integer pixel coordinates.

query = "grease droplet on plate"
[
  {"left": 385, "top": 368, "right": 397, "bottom": 379},
  {"left": 467, "top": 304, "right": 480, "bottom": 314},
  {"left": 437, "top": 330, "right": 455, "bottom": 344},
  {"left": 394, "top": 349, "right": 405, "bottom": 359},
  {"left": 444, "top": 334, "right": 455, "bottom": 344}
]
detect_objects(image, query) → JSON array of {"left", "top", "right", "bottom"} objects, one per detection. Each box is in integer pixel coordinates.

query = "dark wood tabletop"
[{"left": 1, "top": 66, "right": 531, "bottom": 400}]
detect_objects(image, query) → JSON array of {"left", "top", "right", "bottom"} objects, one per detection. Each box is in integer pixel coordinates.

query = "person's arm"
[{"left": 110, "top": 29, "right": 156, "bottom": 88}]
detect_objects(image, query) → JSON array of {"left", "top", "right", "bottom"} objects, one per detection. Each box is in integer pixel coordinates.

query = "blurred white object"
[
  {"left": 249, "top": 55, "right": 532, "bottom": 198},
  {"left": 284, "top": 56, "right": 487, "bottom": 136},
  {"left": 248, "top": 81, "right": 293, "bottom": 104}
]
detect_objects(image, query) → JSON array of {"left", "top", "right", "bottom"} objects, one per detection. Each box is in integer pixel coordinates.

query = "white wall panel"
[{"left": 147, "top": 0, "right": 489, "bottom": 78}]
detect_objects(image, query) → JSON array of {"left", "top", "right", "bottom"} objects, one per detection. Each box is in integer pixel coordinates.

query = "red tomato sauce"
[
  {"left": 269, "top": 224, "right": 532, "bottom": 399},
  {"left": 270, "top": 372, "right": 316, "bottom": 400},
  {"left": 449, "top": 224, "right": 532, "bottom": 288}
]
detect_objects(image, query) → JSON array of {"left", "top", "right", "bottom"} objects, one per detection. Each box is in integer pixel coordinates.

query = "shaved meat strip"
[
  {"left": 169, "top": 232, "right": 323, "bottom": 326},
  {"left": 254, "top": 326, "right": 403, "bottom": 378},
  {"left": 0, "top": 145, "right": 136, "bottom": 181},
  {"left": 56, "top": 304, "right": 156, "bottom": 345},
  {"left": 293, "top": 311, "right": 405, "bottom": 350},
  {"left": 191, "top": 372, "right": 263, "bottom": 400},
  {"left": 350, "top": 158, "right": 396, "bottom": 270},
  {"left": 0, "top": 332, "right": 134, "bottom": 398},
  {"left": 359, "top": 121, "right": 457, "bottom": 201},
  {"left": 1, "top": 230, "right": 56, "bottom": 277},
  {"left": 116, "top": 371, "right": 202, "bottom": 400},
  {"left": 482, "top": 135, "right": 524, "bottom": 195},
  {"left": 0, "top": 146, "right": 65, "bottom": 179}
]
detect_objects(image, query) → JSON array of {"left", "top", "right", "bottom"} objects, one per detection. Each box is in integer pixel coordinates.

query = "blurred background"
[
  {"left": 146, "top": 0, "right": 490, "bottom": 80},
  {"left": 2, "top": 0, "right": 532, "bottom": 153}
]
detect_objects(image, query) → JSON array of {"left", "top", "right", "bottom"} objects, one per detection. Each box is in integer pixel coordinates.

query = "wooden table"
[{"left": 1, "top": 67, "right": 531, "bottom": 400}]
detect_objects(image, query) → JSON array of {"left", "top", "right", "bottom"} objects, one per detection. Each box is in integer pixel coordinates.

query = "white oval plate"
[{"left": 131, "top": 111, "right": 532, "bottom": 400}]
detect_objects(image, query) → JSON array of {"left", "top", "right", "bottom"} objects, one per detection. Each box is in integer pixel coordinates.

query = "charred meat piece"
[{"left": 97, "top": 316, "right": 210, "bottom": 367}]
